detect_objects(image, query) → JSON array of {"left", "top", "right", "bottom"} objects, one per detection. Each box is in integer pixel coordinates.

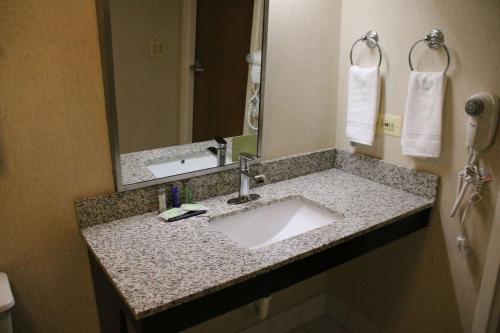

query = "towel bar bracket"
[
  {"left": 408, "top": 29, "right": 450, "bottom": 73},
  {"left": 350, "top": 30, "right": 382, "bottom": 68}
]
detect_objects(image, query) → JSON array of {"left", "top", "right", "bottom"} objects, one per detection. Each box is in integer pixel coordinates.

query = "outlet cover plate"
[{"left": 376, "top": 113, "right": 402, "bottom": 137}]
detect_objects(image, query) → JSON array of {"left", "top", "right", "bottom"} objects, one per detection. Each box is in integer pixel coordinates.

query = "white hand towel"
[
  {"left": 401, "top": 71, "right": 447, "bottom": 158},
  {"left": 346, "top": 66, "right": 381, "bottom": 145}
]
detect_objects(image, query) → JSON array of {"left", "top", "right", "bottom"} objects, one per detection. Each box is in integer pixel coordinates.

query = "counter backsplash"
[{"left": 75, "top": 148, "right": 438, "bottom": 228}]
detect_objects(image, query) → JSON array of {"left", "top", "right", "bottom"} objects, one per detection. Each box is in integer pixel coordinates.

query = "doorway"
[{"left": 192, "top": 0, "right": 255, "bottom": 142}]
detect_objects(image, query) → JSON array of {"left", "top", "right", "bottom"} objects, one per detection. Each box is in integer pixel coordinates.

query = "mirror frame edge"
[{"left": 95, "top": 0, "right": 269, "bottom": 192}]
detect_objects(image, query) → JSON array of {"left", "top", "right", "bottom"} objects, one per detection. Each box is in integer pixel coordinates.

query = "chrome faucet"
[
  {"left": 208, "top": 137, "right": 227, "bottom": 167},
  {"left": 228, "top": 153, "right": 265, "bottom": 205}
]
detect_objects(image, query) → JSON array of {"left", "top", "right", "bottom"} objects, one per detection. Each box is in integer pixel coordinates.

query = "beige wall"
[
  {"left": 261, "top": 0, "right": 340, "bottom": 158},
  {"left": 0, "top": 0, "right": 339, "bottom": 331},
  {"left": 0, "top": 0, "right": 498, "bottom": 332},
  {"left": 110, "top": 0, "right": 182, "bottom": 153},
  {"left": 330, "top": 0, "right": 500, "bottom": 332},
  {"left": 0, "top": 0, "right": 114, "bottom": 332}
]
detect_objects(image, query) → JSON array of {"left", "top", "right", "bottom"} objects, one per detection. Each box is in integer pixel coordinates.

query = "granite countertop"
[
  {"left": 81, "top": 167, "right": 435, "bottom": 320},
  {"left": 121, "top": 138, "right": 234, "bottom": 185}
]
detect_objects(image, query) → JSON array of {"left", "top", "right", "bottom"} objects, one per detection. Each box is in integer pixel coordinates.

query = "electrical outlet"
[
  {"left": 150, "top": 42, "right": 166, "bottom": 56},
  {"left": 376, "top": 113, "right": 402, "bottom": 137}
]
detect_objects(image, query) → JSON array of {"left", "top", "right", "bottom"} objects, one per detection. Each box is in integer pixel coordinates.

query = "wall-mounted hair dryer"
[
  {"left": 245, "top": 51, "right": 262, "bottom": 131},
  {"left": 465, "top": 92, "right": 499, "bottom": 152},
  {"left": 246, "top": 51, "right": 262, "bottom": 84},
  {"left": 450, "top": 92, "right": 498, "bottom": 254}
]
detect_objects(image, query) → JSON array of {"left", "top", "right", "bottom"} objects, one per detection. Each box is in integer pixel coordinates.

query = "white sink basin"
[
  {"left": 211, "top": 198, "right": 342, "bottom": 250},
  {"left": 147, "top": 151, "right": 232, "bottom": 178}
]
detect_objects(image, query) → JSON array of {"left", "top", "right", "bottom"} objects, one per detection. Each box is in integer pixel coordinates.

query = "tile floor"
[
  {"left": 291, "top": 315, "right": 351, "bottom": 333},
  {"left": 240, "top": 292, "right": 382, "bottom": 333},
  {"left": 182, "top": 291, "right": 382, "bottom": 333}
]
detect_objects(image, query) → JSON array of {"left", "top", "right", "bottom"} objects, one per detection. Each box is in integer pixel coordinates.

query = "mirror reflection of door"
[
  {"left": 192, "top": 0, "right": 255, "bottom": 142},
  {"left": 107, "top": 0, "right": 265, "bottom": 186}
]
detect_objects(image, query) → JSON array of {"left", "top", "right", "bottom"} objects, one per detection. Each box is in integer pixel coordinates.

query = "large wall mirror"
[{"left": 97, "top": 0, "right": 268, "bottom": 191}]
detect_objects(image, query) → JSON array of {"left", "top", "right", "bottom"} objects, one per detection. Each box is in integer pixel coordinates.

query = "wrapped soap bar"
[
  {"left": 158, "top": 208, "right": 186, "bottom": 221},
  {"left": 180, "top": 203, "right": 208, "bottom": 211}
]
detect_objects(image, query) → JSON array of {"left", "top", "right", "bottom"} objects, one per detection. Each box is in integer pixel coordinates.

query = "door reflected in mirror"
[{"left": 100, "top": 0, "right": 267, "bottom": 189}]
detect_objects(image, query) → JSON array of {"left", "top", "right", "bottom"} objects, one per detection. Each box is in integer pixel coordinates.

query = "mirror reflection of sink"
[
  {"left": 211, "top": 198, "right": 343, "bottom": 250},
  {"left": 147, "top": 151, "right": 232, "bottom": 178}
]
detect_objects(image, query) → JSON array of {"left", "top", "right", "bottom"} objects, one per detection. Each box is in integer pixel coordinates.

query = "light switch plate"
[
  {"left": 376, "top": 113, "right": 402, "bottom": 137},
  {"left": 150, "top": 42, "right": 166, "bottom": 56}
]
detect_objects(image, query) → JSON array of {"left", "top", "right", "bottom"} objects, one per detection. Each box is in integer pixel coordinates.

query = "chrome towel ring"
[
  {"left": 350, "top": 30, "right": 382, "bottom": 68},
  {"left": 408, "top": 29, "right": 450, "bottom": 73}
]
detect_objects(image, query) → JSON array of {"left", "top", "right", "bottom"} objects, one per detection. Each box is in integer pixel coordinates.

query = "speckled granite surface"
[
  {"left": 81, "top": 168, "right": 436, "bottom": 320},
  {"left": 75, "top": 148, "right": 439, "bottom": 228},
  {"left": 333, "top": 150, "right": 439, "bottom": 199},
  {"left": 76, "top": 149, "right": 336, "bottom": 227},
  {"left": 121, "top": 138, "right": 234, "bottom": 185}
]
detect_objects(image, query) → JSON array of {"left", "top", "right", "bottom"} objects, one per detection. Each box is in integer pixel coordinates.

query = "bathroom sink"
[
  {"left": 211, "top": 198, "right": 342, "bottom": 250},
  {"left": 147, "top": 151, "right": 232, "bottom": 178}
]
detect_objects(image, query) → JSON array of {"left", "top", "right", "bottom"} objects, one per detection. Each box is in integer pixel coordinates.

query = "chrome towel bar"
[
  {"left": 349, "top": 30, "right": 382, "bottom": 68},
  {"left": 408, "top": 29, "right": 450, "bottom": 73}
]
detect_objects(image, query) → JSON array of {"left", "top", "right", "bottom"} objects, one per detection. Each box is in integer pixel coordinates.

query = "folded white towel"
[
  {"left": 401, "top": 71, "right": 447, "bottom": 158},
  {"left": 346, "top": 66, "right": 381, "bottom": 145}
]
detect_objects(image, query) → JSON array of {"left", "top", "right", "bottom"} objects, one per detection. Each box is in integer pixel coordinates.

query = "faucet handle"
[
  {"left": 253, "top": 174, "right": 266, "bottom": 184},
  {"left": 239, "top": 152, "right": 256, "bottom": 161}
]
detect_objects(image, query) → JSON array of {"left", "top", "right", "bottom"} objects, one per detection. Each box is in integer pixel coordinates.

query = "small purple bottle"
[{"left": 171, "top": 186, "right": 181, "bottom": 208}]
